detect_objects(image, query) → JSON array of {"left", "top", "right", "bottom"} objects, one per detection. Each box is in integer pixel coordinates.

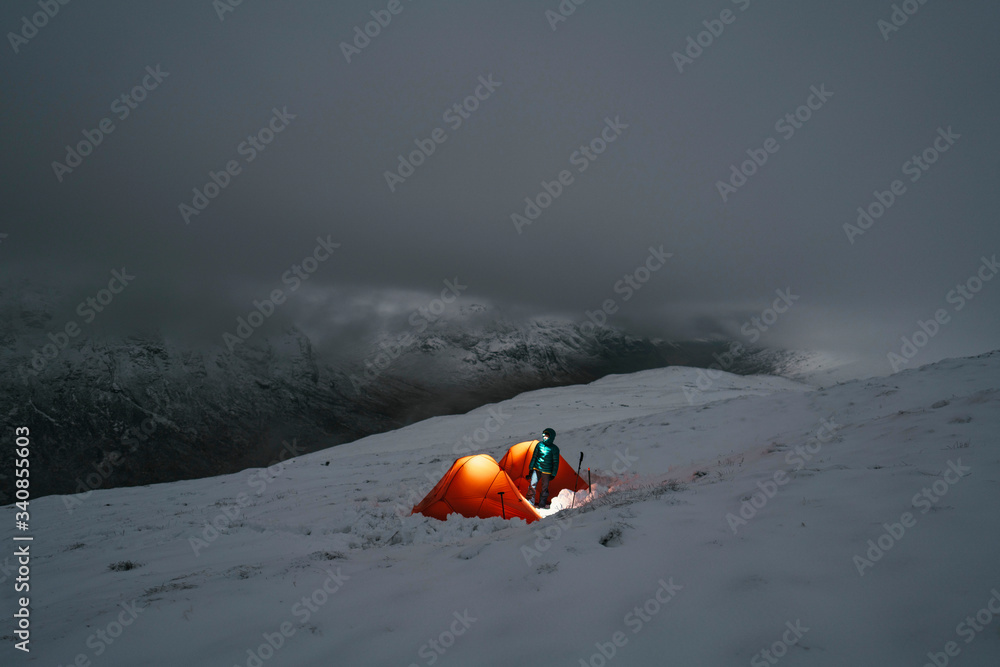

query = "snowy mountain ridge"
[
  {"left": 0, "top": 283, "right": 806, "bottom": 498},
  {"left": 8, "top": 350, "right": 999, "bottom": 665}
]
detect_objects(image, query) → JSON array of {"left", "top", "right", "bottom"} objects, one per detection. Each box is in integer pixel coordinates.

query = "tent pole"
[
  {"left": 498, "top": 491, "right": 506, "bottom": 519},
  {"left": 570, "top": 452, "right": 584, "bottom": 509}
]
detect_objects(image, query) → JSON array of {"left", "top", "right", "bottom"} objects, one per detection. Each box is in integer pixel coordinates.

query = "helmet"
[{"left": 542, "top": 428, "right": 556, "bottom": 440}]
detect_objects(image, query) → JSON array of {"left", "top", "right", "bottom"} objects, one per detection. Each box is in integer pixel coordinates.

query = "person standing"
[{"left": 526, "top": 428, "right": 559, "bottom": 509}]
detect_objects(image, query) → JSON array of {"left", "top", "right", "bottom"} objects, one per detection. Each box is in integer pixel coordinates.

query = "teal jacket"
[{"left": 529, "top": 439, "right": 559, "bottom": 477}]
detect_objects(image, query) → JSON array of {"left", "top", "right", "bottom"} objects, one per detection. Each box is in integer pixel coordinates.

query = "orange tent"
[
  {"left": 412, "top": 454, "right": 542, "bottom": 523},
  {"left": 498, "top": 440, "right": 589, "bottom": 501}
]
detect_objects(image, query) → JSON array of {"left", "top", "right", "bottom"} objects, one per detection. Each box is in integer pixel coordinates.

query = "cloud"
[{"left": 3, "top": 0, "right": 998, "bottom": 372}]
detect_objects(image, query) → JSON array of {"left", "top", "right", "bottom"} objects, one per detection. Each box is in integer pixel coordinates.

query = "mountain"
[{"left": 1, "top": 284, "right": 798, "bottom": 500}]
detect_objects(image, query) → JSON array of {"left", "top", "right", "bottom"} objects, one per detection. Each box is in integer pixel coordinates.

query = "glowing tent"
[
  {"left": 411, "top": 454, "right": 542, "bottom": 523},
  {"left": 497, "top": 440, "right": 590, "bottom": 501}
]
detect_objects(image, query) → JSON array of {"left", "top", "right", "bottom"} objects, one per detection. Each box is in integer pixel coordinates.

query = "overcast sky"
[{"left": 3, "top": 0, "right": 998, "bottom": 372}]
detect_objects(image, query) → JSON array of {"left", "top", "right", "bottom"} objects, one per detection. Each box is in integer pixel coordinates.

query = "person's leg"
[
  {"left": 539, "top": 473, "right": 551, "bottom": 508},
  {"left": 528, "top": 471, "right": 538, "bottom": 505}
]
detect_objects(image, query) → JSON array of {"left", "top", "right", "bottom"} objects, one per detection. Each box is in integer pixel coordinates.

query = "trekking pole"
[
  {"left": 570, "top": 452, "right": 584, "bottom": 509},
  {"left": 498, "top": 491, "right": 506, "bottom": 519}
]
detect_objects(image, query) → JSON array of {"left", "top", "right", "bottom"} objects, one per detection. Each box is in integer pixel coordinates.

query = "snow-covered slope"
[{"left": 8, "top": 352, "right": 999, "bottom": 666}]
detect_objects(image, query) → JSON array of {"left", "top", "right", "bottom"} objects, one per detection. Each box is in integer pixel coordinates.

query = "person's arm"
[
  {"left": 550, "top": 447, "right": 559, "bottom": 477},
  {"left": 527, "top": 444, "right": 539, "bottom": 475}
]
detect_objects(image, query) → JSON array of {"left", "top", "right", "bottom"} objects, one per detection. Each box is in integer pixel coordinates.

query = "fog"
[{"left": 4, "top": 0, "right": 998, "bottom": 373}]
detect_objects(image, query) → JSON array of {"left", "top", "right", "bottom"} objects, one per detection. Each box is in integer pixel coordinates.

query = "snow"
[{"left": 7, "top": 352, "right": 1000, "bottom": 666}]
